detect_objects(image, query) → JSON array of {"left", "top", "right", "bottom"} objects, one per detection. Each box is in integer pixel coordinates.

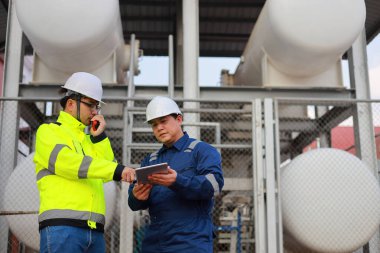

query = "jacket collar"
[
  {"left": 57, "top": 111, "right": 86, "bottom": 132},
  {"left": 160, "top": 132, "right": 189, "bottom": 153}
]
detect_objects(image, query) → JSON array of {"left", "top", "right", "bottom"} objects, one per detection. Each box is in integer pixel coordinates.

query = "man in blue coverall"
[{"left": 128, "top": 96, "right": 224, "bottom": 253}]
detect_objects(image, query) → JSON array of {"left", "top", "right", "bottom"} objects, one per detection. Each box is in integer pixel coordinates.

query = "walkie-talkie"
[{"left": 92, "top": 120, "right": 100, "bottom": 131}]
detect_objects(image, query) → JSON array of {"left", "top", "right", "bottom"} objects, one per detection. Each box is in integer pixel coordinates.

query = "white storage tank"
[
  {"left": 281, "top": 148, "right": 380, "bottom": 253},
  {"left": 15, "top": 0, "right": 138, "bottom": 83},
  {"left": 233, "top": 0, "right": 366, "bottom": 87}
]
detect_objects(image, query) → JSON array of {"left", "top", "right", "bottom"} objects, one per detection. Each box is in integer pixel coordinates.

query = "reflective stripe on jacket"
[
  {"left": 33, "top": 111, "right": 119, "bottom": 228},
  {"left": 128, "top": 132, "right": 224, "bottom": 253}
]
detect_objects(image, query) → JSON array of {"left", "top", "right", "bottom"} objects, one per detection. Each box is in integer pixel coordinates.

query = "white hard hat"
[
  {"left": 62, "top": 72, "right": 104, "bottom": 103},
  {"left": 146, "top": 96, "right": 182, "bottom": 122}
]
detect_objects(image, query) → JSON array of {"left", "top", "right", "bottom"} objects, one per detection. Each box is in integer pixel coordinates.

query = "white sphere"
[
  {"left": 281, "top": 148, "right": 380, "bottom": 253},
  {"left": 3, "top": 153, "right": 118, "bottom": 251}
]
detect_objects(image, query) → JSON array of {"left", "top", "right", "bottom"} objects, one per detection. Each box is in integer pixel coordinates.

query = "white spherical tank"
[
  {"left": 3, "top": 153, "right": 118, "bottom": 251},
  {"left": 234, "top": 0, "right": 366, "bottom": 86},
  {"left": 281, "top": 148, "right": 380, "bottom": 253},
  {"left": 15, "top": 0, "right": 124, "bottom": 73}
]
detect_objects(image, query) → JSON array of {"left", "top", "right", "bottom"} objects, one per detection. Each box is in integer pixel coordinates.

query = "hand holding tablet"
[{"left": 135, "top": 162, "right": 169, "bottom": 184}]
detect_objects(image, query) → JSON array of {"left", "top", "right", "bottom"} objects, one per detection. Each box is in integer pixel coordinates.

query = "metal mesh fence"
[
  {"left": 277, "top": 99, "right": 380, "bottom": 165},
  {"left": 0, "top": 98, "right": 255, "bottom": 253},
  {"left": 1, "top": 98, "right": 380, "bottom": 253},
  {"left": 124, "top": 99, "right": 254, "bottom": 253}
]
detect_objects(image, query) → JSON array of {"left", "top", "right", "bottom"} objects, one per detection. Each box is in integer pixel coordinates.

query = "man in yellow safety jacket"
[{"left": 34, "top": 72, "right": 135, "bottom": 253}]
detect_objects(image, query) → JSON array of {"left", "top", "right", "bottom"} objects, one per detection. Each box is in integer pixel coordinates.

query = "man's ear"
[
  {"left": 65, "top": 99, "right": 75, "bottom": 112},
  {"left": 176, "top": 114, "right": 183, "bottom": 123}
]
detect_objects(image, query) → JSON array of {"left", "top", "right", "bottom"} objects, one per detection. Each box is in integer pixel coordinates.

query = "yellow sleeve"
[{"left": 34, "top": 124, "right": 118, "bottom": 181}]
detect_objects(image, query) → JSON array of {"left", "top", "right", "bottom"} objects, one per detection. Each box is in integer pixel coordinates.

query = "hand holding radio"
[{"left": 90, "top": 115, "right": 106, "bottom": 136}]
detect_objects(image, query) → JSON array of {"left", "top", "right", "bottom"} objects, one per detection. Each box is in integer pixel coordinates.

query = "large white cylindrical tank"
[
  {"left": 234, "top": 0, "right": 366, "bottom": 86},
  {"left": 281, "top": 148, "right": 380, "bottom": 253},
  {"left": 15, "top": 0, "right": 129, "bottom": 76},
  {"left": 3, "top": 153, "right": 118, "bottom": 251}
]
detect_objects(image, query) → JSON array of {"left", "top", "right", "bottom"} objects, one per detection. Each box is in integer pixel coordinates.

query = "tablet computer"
[{"left": 135, "top": 162, "right": 168, "bottom": 184}]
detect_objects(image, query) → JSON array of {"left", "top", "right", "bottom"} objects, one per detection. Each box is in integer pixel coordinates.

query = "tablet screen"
[{"left": 135, "top": 162, "right": 168, "bottom": 184}]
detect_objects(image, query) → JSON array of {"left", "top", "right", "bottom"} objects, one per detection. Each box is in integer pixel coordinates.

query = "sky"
[
  {"left": 367, "top": 35, "right": 380, "bottom": 99},
  {"left": 134, "top": 56, "right": 240, "bottom": 87},
  {"left": 135, "top": 34, "right": 380, "bottom": 99}
]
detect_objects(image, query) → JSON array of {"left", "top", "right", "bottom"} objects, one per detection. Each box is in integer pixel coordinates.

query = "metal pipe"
[
  {"left": 273, "top": 99, "right": 284, "bottom": 253},
  {"left": 125, "top": 143, "right": 251, "bottom": 149},
  {"left": 120, "top": 34, "right": 136, "bottom": 253},
  {"left": 127, "top": 34, "right": 136, "bottom": 100},
  {"left": 252, "top": 99, "right": 266, "bottom": 253},
  {"left": 264, "top": 99, "right": 279, "bottom": 253},
  {"left": 168, "top": 35, "right": 175, "bottom": 98},
  {"left": 0, "top": 1, "right": 23, "bottom": 251},
  {"left": 182, "top": 0, "right": 200, "bottom": 138},
  {"left": 348, "top": 29, "right": 380, "bottom": 253},
  {"left": 4, "top": 97, "right": 380, "bottom": 104}
]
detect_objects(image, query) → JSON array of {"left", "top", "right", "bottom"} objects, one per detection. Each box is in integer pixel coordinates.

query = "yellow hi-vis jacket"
[{"left": 33, "top": 111, "right": 124, "bottom": 231}]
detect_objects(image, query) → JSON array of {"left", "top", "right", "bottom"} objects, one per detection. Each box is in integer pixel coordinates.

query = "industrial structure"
[{"left": 0, "top": 0, "right": 380, "bottom": 253}]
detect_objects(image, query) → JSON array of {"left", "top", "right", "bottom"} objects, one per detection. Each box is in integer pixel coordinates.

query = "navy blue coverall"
[{"left": 128, "top": 132, "right": 224, "bottom": 253}]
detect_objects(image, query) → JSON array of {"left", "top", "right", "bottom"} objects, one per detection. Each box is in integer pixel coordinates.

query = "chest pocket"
[{"left": 149, "top": 140, "right": 202, "bottom": 205}]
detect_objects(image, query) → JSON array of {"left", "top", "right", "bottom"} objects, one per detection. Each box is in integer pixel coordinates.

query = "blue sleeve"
[
  {"left": 128, "top": 182, "right": 149, "bottom": 211},
  {"left": 169, "top": 143, "right": 224, "bottom": 200},
  {"left": 127, "top": 156, "right": 150, "bottom": 211}
]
